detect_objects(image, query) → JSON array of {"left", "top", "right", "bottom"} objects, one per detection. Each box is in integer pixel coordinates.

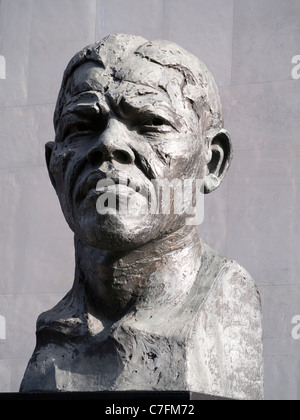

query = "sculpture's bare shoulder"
[{"left": 188, "top": 242, "right": 264, "bottom": 400}]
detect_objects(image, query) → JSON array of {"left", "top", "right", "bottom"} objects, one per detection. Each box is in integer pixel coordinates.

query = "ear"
[
  {"left": 204, "top": 129, "right": 233, "bottom": 194},
  {"left": 45, "top": 141, "right": 57, "bottom": 190}
]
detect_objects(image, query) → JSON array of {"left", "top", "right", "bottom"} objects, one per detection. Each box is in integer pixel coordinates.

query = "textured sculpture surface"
[{"left": 20, "top": 34, "right": 263, "bottom": 400}]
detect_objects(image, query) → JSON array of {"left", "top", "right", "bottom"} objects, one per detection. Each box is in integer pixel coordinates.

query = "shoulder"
[
  {"left": 191, "top": 243, "right": 263, "bottom": 400},
  {"left": 36, "top": 287, "right": 87, "bottom": 341},
  {"left": 201, "top": 241, "right": 261, "bottom": 309}
]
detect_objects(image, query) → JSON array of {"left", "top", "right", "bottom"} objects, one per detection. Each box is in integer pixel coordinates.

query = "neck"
[{"left": 74, "top": 225, "right": 203, "bottom": 320}]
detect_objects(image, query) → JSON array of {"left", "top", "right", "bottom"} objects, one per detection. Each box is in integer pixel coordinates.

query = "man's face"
[{"left": 48, "top": 57, "right": 207, "bottom": 251}]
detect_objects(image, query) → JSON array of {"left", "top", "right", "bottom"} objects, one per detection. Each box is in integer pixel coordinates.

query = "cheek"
[
  {"left": 49, "top": 146, "right": 73, "bottom": 177},
  {"left": 49, "top": 146, "right": 80, "bottom": 201},
  {"left": 164, "top": 139, "right": 205, "bottom": 180}
]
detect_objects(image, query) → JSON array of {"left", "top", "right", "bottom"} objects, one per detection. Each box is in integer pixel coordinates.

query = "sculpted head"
[{"left": 46, "top": 34, "right": 232, "bottom": 251}]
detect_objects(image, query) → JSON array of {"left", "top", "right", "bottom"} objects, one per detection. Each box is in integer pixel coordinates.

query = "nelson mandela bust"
[{"left": 20, "top": 34, "right": 263, "bottom": 400}]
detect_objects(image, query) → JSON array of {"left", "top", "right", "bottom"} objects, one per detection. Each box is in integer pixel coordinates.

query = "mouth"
[{"left": 76, "top": 170, "right": 145, "bottom": 203}]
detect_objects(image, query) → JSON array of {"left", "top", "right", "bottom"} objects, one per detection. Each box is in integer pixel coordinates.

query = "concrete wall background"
[{"left": 0, "top": 0, "right": 299, "bottom": 399}]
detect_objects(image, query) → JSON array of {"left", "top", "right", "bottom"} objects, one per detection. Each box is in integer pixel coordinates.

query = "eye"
[
  {"left": 63, "top": 122, "right": 95, "bottom": 139},
  {"left": 151, "top": 117, "right": 165, "bottom": 126},
  {"left": 138, "top": 116, "right": 171, "bottom": 134}
]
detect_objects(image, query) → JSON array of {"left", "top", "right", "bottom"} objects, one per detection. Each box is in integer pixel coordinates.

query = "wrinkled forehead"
[{"left": 63, "top": 56, "right": 189, "bottom": 114}]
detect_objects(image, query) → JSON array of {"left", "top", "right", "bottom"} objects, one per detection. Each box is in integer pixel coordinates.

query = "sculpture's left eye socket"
[
  {"left": 138, "top": 116, "right": 173, "bottom": 134},
  {"left": 63, "top": 122, "right": 96, "bottom": 139},
  {"left": 150, "top": 117, "right": 165, "bottom": 126}
]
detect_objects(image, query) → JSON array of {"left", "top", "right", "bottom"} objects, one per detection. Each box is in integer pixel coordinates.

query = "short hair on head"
[{"left": 54, "top": 34, "right": 223, "bottom": 137}]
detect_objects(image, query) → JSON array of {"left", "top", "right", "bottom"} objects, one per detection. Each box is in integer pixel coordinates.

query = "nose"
[{"left": 87, "top": 118, "right": 135, "bottom": 166}]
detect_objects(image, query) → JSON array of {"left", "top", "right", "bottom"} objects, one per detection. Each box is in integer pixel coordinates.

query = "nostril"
[
  {"left": 113, "top": 150, "right": 133, "bottom": 165},
  {"left": 88, "top": 150, "right": 103, "bottom": 166}
]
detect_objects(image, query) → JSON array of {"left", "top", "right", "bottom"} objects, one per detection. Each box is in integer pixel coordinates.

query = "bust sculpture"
[{"left": 20, "top": 34, "right": 263, "bottom": 399}]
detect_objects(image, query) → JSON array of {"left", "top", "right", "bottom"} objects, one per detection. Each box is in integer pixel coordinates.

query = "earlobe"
[
  {"left": 204, "top": 129, "right": 233, "bottom": 194},
  {"left": 45, "top": 141, "right": 56, "bottom": 189}
]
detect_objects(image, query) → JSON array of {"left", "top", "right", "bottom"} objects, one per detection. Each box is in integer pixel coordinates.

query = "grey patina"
[{"left": 20, "top": 34, "right": 263, "bottom": 399}]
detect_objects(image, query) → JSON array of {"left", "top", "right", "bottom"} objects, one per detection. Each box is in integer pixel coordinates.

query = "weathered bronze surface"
[{"left": 20, "top": 34, "right": 263, "bottom": 400}]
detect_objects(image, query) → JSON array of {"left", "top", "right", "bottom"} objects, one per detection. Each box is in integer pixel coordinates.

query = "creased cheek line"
[
  {"left": 64, "top": 155, "right": 89, "bottom": 224},
  {"left": 132, "top": 149, "right": 160, "bottom": 182}
]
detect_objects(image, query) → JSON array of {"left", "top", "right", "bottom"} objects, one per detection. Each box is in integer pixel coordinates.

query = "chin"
[{"left": 75, "top": 210, "right": 160, "bottom": 251}]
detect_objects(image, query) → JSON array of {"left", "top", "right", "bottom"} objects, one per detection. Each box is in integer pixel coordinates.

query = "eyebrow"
[
  {"left": 60, "top": 89, "right": 182, "bottom": 131},
  {"left": 61, "top": 92, "right": 110, "bottom": 118}
]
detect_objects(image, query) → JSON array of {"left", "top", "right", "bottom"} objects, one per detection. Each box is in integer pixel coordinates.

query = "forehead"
[{"left": 64, "top": 58, "right": 190, "bottom": 115}]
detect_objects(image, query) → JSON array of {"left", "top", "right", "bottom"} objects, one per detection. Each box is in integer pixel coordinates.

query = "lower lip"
[
  {"left": 82, "top": 186, "right": 148, "bottom": 215},
  {"left": 98, "top": 183, "right": 138, "bottom": 193},
  {"left": 85, "top": 185, "right": 140, "bottom": 199}
]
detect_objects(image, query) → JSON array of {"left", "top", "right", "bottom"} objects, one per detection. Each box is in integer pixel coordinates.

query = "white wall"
[{"left": 0, "top": 0, "right": 300, "bottom": 399}]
